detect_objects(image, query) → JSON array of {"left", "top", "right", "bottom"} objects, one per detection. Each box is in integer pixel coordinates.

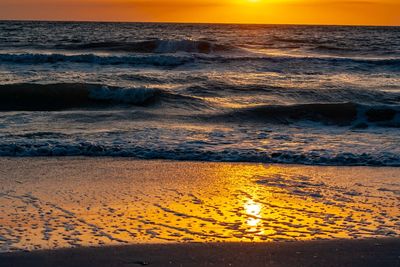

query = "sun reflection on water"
[{"left": 244, "top": 199, "right": 262, "bottom": 227}]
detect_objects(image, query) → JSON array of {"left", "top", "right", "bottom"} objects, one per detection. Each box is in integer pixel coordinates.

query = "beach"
[{"left": 0, "top": 158, "right": 399, "bottom": 265}]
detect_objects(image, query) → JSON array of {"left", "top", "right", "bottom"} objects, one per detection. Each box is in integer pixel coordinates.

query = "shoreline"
[
  {"left": 1, "top": 156, "right": 399, "bottom": 168},
  {"left": 0, "top": 158, "right": 399, "bottom": 253},
  {"left": 2, "top": 238, "right": 399, "bottom": 267}
]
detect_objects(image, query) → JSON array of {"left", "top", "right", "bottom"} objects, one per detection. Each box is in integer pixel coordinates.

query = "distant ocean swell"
[
  {"left": 0, "top": 52, "right": 399, "bottom": 71},
  {"left": 55, "top": 39, "right": 236, "bottom": 54},
  {"left": 0, "top": 53, "right": 193, "bottom": 67},
  {"left": 7, "top": 38, "right": 398, "bottom": 57}
]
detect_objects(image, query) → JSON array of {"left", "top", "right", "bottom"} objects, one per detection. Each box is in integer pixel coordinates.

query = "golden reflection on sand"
[
  {"left": 0, "top": 158, "right": 399, "bottom": 252},
  {"left": 244, "top": 200, "right": 262, "bottom": 227}
]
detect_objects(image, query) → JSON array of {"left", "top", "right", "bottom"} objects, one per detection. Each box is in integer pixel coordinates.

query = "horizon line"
[{"left": 0, "top": 19, "right": 399, "bottom": 28}]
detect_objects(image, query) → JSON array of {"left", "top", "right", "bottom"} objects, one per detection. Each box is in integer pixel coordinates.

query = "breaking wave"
[
  {"left": 1, "top": 83, "right": 399, "bottom": 128},
  {"left": 0, "top": 83, "right": 160, "bottom": 111},
  {"left": 213, "top": 102, "right": 400, "bottom": 127},
  {"left": 1, "top": 51, "right": 398, "bottom": 71},
  {"left": 0, "top": 141, "right": 398, "bottom": 166}
]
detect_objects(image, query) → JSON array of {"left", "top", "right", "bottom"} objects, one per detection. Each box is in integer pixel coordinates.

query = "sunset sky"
[{"left": 0, "top": 0, "right": 399, "bottom": 26}]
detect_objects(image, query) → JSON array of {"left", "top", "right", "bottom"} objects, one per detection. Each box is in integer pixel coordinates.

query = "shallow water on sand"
[{"left": 0, "top": 158, "right": 398, "bottom": 252}]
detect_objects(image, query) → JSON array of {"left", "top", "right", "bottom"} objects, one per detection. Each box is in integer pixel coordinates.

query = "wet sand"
[
  {"left": 1, "top": 238, "right": 399, "bottom": 267},
  {"left": 0, "top": 158, "right": 399, "bottom": 254}
]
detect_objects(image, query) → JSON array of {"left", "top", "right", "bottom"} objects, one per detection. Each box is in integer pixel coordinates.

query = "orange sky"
[{"left": 0, "top": 0, "right": 399, "bottom": 26}]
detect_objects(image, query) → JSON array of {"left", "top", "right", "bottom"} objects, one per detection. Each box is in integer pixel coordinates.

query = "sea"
[{"left": 0, "top": 21, "right": 399, "bottom": 166}]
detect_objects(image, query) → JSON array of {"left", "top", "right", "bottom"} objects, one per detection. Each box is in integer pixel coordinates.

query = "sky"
[{"left": 0, "top": 0, "right": 399, "bottom": 26}]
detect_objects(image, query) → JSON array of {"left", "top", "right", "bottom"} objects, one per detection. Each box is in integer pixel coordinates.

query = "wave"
[
  {"left": 57, "top": 39, "right": 236, "bottom": 54},
  {"left": 271, "top": 36, "right": 320, "bottom": 45},
  {"left": 210, "top": 54, "right": 400, "bottom": 68},
  {"left": 0, "top": 141, "right": 398, "bottom": 166},
  {"left": 312, "top": 45, "right": 359, "bottom": 53},
  {"left": 0, "top": 53, "right": 192, "bottom": 67},
  {"left": 1, "top": 83, "right": 399, "bottom": 127},
  {"left": 211, "top": 102, "right": 400, "bottom": 127},
  {"left": 184, "top": 82, "right": 400, "bottom": 104},
  {"left": 0, "top": 83, "right": 209, "bottom": 111},
  {"left": 1, "top": 51, "right": 399, "bottom": 70},
  {"left": 0, "top": 83, "right": 160, "bottom": 111}
]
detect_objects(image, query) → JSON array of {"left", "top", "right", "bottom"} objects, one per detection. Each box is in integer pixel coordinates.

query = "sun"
[{"left": 234, "top": 0, "right": 262, "bottom": 5}]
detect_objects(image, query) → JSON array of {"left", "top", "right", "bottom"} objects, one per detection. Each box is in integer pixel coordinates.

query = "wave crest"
[
  {"left": 0, "top": 83, "right": 159, "bottom": 111},
  {"left": 0, "top": 53, "right": 192, "bottom": 67},
  {"left": 0, "top": 141, "right": 398, "bottom": 166},
  {"left": 211, "top": 102, "right": 400, "bottom": 127}
]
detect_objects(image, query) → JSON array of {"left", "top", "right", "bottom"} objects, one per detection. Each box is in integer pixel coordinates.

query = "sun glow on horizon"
[{"left": 0, "top": 0, "right": 398, "bottom": 26}]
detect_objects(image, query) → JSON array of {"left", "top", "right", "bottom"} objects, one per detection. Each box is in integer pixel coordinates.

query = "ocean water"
[{"left": 0, "top": 21, "right": 399, "bottom": 166}]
